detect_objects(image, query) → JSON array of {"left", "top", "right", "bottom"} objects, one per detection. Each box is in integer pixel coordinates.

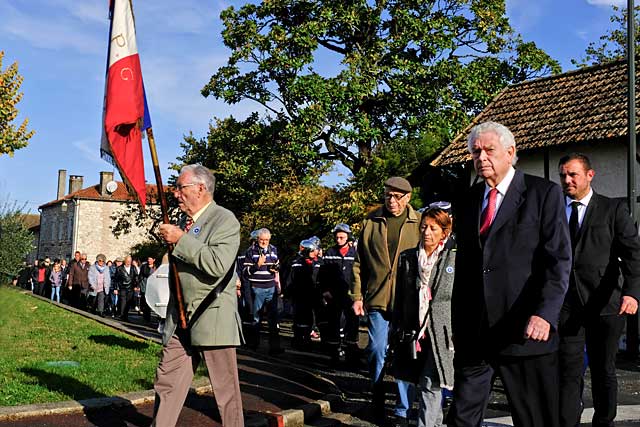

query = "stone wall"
[{"left": 38, "top": 199, "right": 160, "bottom": 262}]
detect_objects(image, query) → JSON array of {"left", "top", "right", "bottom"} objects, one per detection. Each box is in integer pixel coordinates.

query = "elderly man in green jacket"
[
  {"left": 153, "top": 164, "right": 244, "bottom": 427},
  {"left": 351, "top": 176, "right": 421, "bottom": 426}
]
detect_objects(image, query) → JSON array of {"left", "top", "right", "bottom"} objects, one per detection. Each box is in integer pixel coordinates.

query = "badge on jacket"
[{"left": 193, "top": 226, "right": 201, "bottom": 235}]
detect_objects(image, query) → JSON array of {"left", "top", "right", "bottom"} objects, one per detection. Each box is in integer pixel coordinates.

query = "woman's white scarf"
[{"left": 416, "top": 240, "right": 444, "bottom": 340}]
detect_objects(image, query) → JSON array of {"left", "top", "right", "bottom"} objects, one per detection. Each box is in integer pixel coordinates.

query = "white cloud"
[
  {"left": 141, "top": 52, "right": 257, "bottom": 130},
  {"left": 506, "top": 0, "right": 547, "bottom": 32},
  {"left": 47, "top": 0, "right": 106, "bottom": 24},
  {"left": 586, "top": 0, "right": 625, "bottom": 6},
  {"left": 72, "top": 138, "right": 103, "bottom": 164},
  {"left": 0, "top": 2, "right": 105, "bottom": 55},
  {"left": 575, "top": 30, "right": 590, "bottom": 41}
]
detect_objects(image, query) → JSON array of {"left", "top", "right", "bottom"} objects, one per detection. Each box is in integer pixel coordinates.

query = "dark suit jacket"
[
  {"left": 452, "top": 170, "right": 571, "bottom": 359},
  {"left": 570, "top": 193, "right": 640, "bottom": 315}
]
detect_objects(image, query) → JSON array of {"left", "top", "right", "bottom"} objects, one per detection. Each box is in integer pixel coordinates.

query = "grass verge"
[{"left": 0, "top": 285, "right": 163, "bottom": 406}]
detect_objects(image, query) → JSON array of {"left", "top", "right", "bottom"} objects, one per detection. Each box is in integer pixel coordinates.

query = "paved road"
[{"left": 2, "top": 294, "right": 640, "bottom": 426}]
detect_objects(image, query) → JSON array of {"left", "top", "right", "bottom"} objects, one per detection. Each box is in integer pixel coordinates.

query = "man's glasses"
[
  {"left": 384, "top": 192, "right": 407, "bottom": 202},
  {"left": 175, "top": 183, "right": 199, "bottom": 192}
]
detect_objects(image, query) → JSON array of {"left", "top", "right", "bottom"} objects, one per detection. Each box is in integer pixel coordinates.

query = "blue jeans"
[
  {"left": 51, "top": 286, "right": 61, "bottom": 303},
  {"left": 367, "top": 310, "right": 389, "bottom": 384},
  {"left": 396, "top": 379, "right": 417, "bottom": 418},
  {"left": 368, "top": 311, "right": 415, "bottom": 418},
  {"left": 252, "top": 287, "right": 277, "bottom": 325}
]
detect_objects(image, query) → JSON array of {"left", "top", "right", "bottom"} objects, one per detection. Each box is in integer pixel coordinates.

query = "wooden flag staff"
[{"left": 145, "top": 127, "right": 188, "bottom": 329}]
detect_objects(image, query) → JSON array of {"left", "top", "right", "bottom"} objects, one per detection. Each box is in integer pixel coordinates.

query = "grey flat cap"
[{"left": 384, "top": 176, "right": 412, "bottom": 193}]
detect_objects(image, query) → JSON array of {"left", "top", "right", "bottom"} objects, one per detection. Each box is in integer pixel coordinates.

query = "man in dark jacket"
[
  {"left": 287, "top": 239, "right": 323, "bottom": 350},
  {"left": 138, "top": 256, "right": 157, "bottom": 322},
  {"left": 319, "top": 223, "right": 359, "bottom": 365},
  {"left": 557, "top": 153, "right": 640, "bottom": 427},
  {"left": 449, "top": 122, "right": 571, "bottom": 427},
  {"left": 114, "top": 255, "right": 138, "bottom": 321},
  {"left": 67, "top": 253, "right": 90, "bottom": 309}
]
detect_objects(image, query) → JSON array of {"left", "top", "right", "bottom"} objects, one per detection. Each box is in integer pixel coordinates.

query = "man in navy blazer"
[
  {"left": 448, "top": 122, "right": 571, "bottom": 427},
  {"left": 557, "top": 153, "right": 640, "bottom": 427}
]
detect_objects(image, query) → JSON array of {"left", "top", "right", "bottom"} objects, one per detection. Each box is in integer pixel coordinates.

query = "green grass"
[{"left": 0, "top": 285, "right": 163, "bottom": 406}]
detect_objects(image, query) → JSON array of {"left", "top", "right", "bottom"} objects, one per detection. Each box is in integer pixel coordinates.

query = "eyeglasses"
[
  {"left": 384, "top": 192, "right": 407, "bottom": 202},
  {"left": 175, "top": 183, "right": 200, "bottom": 192}
]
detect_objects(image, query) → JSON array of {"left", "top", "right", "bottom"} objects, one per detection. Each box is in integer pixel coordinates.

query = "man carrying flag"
[{"left": 102, "top": 3, "right": 245, "bottom": 427}]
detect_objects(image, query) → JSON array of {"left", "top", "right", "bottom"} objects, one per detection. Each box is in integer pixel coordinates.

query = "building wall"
[
  {"left": 39, "top": 199, "right": 160, "bottom": 262},
  {"left": 38, "top": 203, "right": 73, "bottom": 261},
  {"left": 515, "top": 143, "right": 638, "bottom": 201}
]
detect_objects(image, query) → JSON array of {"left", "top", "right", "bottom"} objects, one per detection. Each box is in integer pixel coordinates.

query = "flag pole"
[{"left": 146, "top": 127, "right": 188, "bottom": 329}]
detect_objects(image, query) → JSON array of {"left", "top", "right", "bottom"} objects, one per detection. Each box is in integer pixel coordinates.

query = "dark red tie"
[
  {"left": 184, "top": 217, "right": 193, "bottom": 233},
  {"left": 479, "top": 188, "right": 498, "bottom": 237}
]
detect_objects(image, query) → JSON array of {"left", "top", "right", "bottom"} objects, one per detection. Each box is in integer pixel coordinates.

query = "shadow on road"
[{"left": 19, "top": 367, "right": 152, "bottom": 427}]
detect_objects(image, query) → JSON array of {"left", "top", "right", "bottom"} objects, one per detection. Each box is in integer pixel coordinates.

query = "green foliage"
[
  {"left": 175, "top": 114, "right": 328, "bottom": 215},
  {"left": 0, "top": 51, "right": 34, "bottom": 156},
  {"left": 0, "top": 199, "right": 34, "bottom": 283},
  {"left": 573, "top": 5, "right": 638, "bottom": 67},
  {"left": 204, "top": 0, "right": 559, "bottom": 184},
  {"left": 0, "top": 286, "right": 163, "bottom": 406},
  {"left": 129, "top": 240, "right": 166, "bottom": 262}
]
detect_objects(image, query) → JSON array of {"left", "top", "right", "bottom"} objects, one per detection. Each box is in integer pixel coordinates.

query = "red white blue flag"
[{"left": 101, "top": 0, "right": 151, "bottom": 207}]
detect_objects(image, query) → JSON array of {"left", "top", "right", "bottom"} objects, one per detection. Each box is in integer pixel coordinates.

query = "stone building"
[{"left": 37, "top": 170, "right": 161, "bottom": 262}]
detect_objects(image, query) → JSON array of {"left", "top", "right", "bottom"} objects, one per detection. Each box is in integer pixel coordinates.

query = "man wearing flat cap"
[{"left": 351, "top": 176, "right": 421, "bottom": 425}]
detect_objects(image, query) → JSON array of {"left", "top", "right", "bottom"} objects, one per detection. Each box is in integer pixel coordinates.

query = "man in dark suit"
[
  {"left": 448, "top": 121, "right": 571, "bottom": 427},
  {"left": 557, "top": 153, "right": 640, "bottom": 427}
]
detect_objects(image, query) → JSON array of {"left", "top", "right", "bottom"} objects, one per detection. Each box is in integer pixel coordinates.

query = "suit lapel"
[
  {"left": 472, "top": 184, "right": 485, "bottom": 245},
  {"left": 486, "top": 170, "right": 526, "bottom": 238},
  {"left": 575, "top": 192, "right": 597, "bottom": 251}
]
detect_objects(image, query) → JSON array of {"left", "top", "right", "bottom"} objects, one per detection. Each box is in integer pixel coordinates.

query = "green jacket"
[
  {"left": 163, "top": 202, "right": 243, "bottom": 347},
  {"left": 350, "top": 205, "right": 421, "bottom": 312}
]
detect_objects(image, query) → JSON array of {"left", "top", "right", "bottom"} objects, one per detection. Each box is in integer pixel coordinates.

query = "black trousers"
[
  {"left": 118, "top": 289, "right": 134, "bottom": 320},
  {"left": 447, "top": 352, "right": 559, "bottom": 427},
  {"left": 559, "top": 306, "right": 625, "bottom": 427}
]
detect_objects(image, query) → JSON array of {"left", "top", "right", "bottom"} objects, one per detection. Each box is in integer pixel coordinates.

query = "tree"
[
  {"left": 573, "top": 5, "right": 639, "bottom": 67},
  {"left": 0, "top": 199, "right": 34, "bottom": 284},
  {"left": 0, "top": 51, "right": 34, "bottom": 156},
  {"left": 204, "top": 0, "right": 559, "bottom": 184},
  {"left": 175, "top": 113, "right": 328, "bottom": 215}
]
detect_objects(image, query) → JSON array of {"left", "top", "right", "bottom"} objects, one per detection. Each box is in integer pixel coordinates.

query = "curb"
[
  {"left": 484, "top": 404, "right": 640, "bottom": 426},
  {"left": 1, "top": 289, "right": 343, "bottom": 426}
]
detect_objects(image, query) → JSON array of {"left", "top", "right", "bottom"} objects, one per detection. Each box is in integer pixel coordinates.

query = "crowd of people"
[
  {"left": 17, "top": 251, "right": 157, "bottom": 322},
  {"left": 236, "top": 224, "right": 360, "bottom": 364},
  {"left": 14, "top": 121, "right": 640, "bottom": 427}
]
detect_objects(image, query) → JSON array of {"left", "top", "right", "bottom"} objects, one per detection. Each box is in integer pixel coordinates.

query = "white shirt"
[
  {"left": 481, "top": 166, "right": 516, "bottom": 222},
  {"left": 565, "top": 188, "right": 593, "bottom": 227}
]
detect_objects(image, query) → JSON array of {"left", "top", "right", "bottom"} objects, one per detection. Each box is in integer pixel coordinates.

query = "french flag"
[{"left": 101, "top": 0, "right": 151, "bottom": 208}]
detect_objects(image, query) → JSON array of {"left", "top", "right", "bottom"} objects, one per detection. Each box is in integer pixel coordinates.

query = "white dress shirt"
[
  {"left": 565, "top": 188, "right": 593, "bottom": 227},
  {"left": 481, "top": 166, "right": 516, "bottom": 223}
]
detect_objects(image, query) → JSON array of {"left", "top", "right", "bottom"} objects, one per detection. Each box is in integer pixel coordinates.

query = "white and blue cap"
[{"left": 418, "top": 201, "right": 452, "bottom": 215}]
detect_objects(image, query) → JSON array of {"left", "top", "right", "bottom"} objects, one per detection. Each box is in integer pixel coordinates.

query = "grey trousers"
[
  {"left": 152, "top": 334, "right": 244, "bottom": 427},
  {"left": 418, "top": 347, "right": 443, "bottom": 427}
]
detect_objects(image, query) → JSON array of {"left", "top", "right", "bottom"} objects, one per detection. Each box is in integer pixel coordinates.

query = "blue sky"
[{"left": 0, "top": 0, "right": 627, "bottom": 211}]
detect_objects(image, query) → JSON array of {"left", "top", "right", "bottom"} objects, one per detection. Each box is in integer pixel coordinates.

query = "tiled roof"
[
  {"left": 39, "top": 182, "right": 162, "bottom": 209},
  {"left": 21, "top": 214, "right": 40, "bottom": 229},
  {"left": 432, "top": 59, "right": 635, "bottom": 166}
]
